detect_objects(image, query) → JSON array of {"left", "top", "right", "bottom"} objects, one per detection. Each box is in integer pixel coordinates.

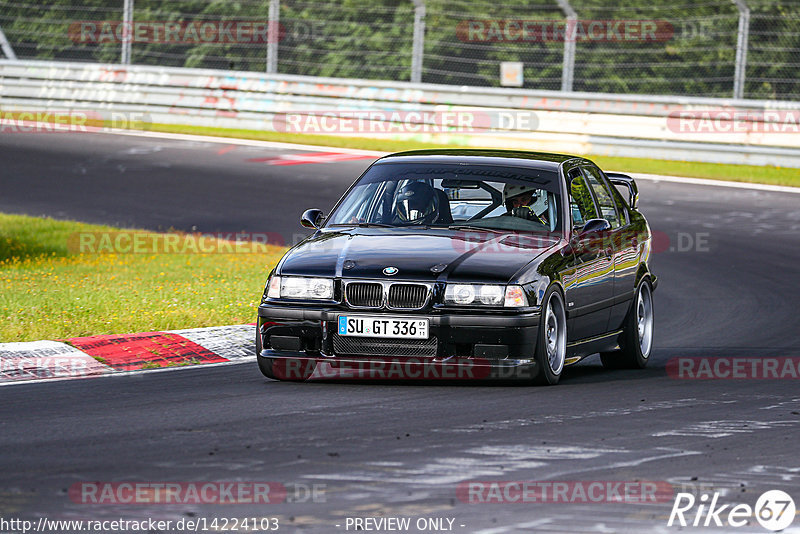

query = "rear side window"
[
  {"left": 606, "top": 179, "right": 630, "bottom": 226},
  {"left": 568, "top": 171, "right": 599, "bottom": 228},
  {"left": 582, "top": 166, "right": 621, "bottom": 229}
]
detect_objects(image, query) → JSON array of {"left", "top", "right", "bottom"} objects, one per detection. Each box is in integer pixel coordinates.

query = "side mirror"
[
  {"left": 566, "top": 218, "right": 612, "bottom": 257},
  {"left": 605, "top": 172, "right": 639, "bottom": 210},
  {"left": 300, "top": 208, "right": 324, "bottom": 229},
  {"left": 579, "top": 218, "right": 612, "bottom": 235}
]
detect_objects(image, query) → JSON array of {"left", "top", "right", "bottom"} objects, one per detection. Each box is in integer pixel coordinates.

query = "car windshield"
[{"left": 326, "top": 162, "right": 562, "bottom": 233}]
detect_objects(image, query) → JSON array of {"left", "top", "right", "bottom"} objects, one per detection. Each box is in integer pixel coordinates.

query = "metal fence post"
[
  {"left": 121, "top": 0, "right": 133, "bottom": 64},
  {"left": 411, "top": 0, "right": 426, "bottom": 83},
  {"left": 0, "top": 25, "right": 16, "bottom": 60},
  {"left": 733, "top": 0, "right": 750, "bottom": 99},
  {"left": 266, "top": 0, "right": 279, "bottom": 73},
  {"left": 556, "top": 0, "right": 576, "bottom": 92}
]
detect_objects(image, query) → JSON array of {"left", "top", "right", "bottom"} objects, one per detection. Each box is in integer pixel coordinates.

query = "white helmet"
[
  {"left": 503, "top": 183, "right": 538, "bottom": 206},
  {"left": 504, "top": 183, "right": 549, "bottom": 217}
]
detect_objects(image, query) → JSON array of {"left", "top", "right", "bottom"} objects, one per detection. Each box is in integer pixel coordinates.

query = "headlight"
[
  {"left": 448, "top": 284, "right": 476, "bottom": 305},
  {"left": 480, "top": 285, "right": 505, "bottom": 305},
  {"left": 444, "top": 284, "right": 527, "bottom": 307},
  {"left": 266, "top": 276, "right": 334, "bottom": 300}
]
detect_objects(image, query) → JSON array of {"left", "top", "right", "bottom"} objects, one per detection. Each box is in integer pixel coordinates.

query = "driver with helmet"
[
  {"left": 392, "top": 181, "right": 440, "bottom": 225},
  {"left": 503, "top": 183, "right": 549, "bottom": 225}
]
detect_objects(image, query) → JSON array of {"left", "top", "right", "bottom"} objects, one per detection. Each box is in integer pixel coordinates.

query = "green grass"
[
  {"left": 0, "top": 213, "right": 286, "bottom": 342},
  {"left": 148, "top": 123, "right": 800, "bottom": 187}
]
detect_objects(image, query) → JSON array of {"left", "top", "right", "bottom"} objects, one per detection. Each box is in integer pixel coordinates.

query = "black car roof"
[{"left": 375, "top": 149, "right": 592, "bottom": 172}]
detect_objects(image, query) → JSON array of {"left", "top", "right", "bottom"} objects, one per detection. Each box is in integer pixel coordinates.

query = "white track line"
[
  {"left": 105, "top": 128, "right": 799, "bottom": 194},
  {"left": 0, "top": 357, "right": 255, "bottom": 388},
  {"left": 625, "top": 171, "right": 800, "bottom": 194},
  {"left": 105, "top": 128, "right": 387, "bottom": 156}
]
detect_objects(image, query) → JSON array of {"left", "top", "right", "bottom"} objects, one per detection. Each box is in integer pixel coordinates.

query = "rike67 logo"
[{"left": 668, "top": 490, "right": 795, "bottom": 531}]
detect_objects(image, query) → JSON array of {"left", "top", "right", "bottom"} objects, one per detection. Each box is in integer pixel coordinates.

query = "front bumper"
[{"left": 256, "top": 304, "right": 541, "bottom": 380}]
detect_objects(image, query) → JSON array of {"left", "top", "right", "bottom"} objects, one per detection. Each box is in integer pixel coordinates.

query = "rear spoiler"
[{"left": 605, "top": 172, "right": 639, "bottom": 210}]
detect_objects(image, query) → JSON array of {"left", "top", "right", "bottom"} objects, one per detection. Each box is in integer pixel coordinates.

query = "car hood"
[{"left": 277, "top": 228, "right": 561, "bottom": 283}]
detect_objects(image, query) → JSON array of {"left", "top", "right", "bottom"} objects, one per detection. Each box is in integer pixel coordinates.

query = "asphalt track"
[{"left": 1, "top": 131, "right": 800, "bottom": 533}]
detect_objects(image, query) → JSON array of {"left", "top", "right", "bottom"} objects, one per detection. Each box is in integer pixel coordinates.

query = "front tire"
[
  {"left": 533, "top": 286, "right": 567, "bottom": 385},
  {"left": 600, "top": 278, "right": 654, "bottom": 369}
]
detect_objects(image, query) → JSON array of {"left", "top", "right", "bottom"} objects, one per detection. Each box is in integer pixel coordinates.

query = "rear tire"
[
  {"left": 600, "top": 278, "right": 654, "bottom": 370},
  {"left": 533, "top": 286, "right": 567, "bottom": 385}
]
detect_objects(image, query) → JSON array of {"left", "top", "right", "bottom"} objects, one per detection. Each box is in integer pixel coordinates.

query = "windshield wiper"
[
  {"left": 331, "top": 222, "right": 394, "bottom": 228},
  {"left": 447, "top": 225, "right": 507, "bottom": 234}
]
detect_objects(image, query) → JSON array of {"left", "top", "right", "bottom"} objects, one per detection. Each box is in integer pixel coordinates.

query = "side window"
[
  {"left": 582, "top": 166, "right": 621, "bottom": 229},
  {"left": 607, "top": 181, "right": 630, "bottom": 226},
  {"left": 568, "top": 170, "right": 599, "bottom": 228}
]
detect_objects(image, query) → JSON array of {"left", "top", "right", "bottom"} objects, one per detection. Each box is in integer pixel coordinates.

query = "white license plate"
[{"left": 338, "top": 315, "right": 429, "bottom": 339}]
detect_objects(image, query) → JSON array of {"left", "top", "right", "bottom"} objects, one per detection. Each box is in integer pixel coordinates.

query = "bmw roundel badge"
[{"left": 383, "top": 266, "right": 399, "bottom": 276}]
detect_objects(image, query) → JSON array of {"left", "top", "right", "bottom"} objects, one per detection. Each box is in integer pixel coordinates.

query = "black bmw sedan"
[{"left": 256, "top": 149, "right": 657, "bottom": 385}]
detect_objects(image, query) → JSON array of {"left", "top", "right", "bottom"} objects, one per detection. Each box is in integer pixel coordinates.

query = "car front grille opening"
[
  {"left": 454, "top": 343, "right": 473, "bottom": 357},
  {"left": 346, "top": 282, "right": 429, "bottom": 309},
  {"left": 302, "top": 335, "right": 321, "bottom": 352},
  {"left": 333, "top": 334, "right": 438, "bottom": 358},
  {"left": 345, "top": 282, "right": 383, "bottom": 307},
  {"left": 388, "top": 284, "right": 428, "bottom": 309}
]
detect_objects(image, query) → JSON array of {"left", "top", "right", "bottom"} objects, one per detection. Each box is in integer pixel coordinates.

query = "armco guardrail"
[{"left": 2, "top": 60, "right": 799, "bottom": 167}]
